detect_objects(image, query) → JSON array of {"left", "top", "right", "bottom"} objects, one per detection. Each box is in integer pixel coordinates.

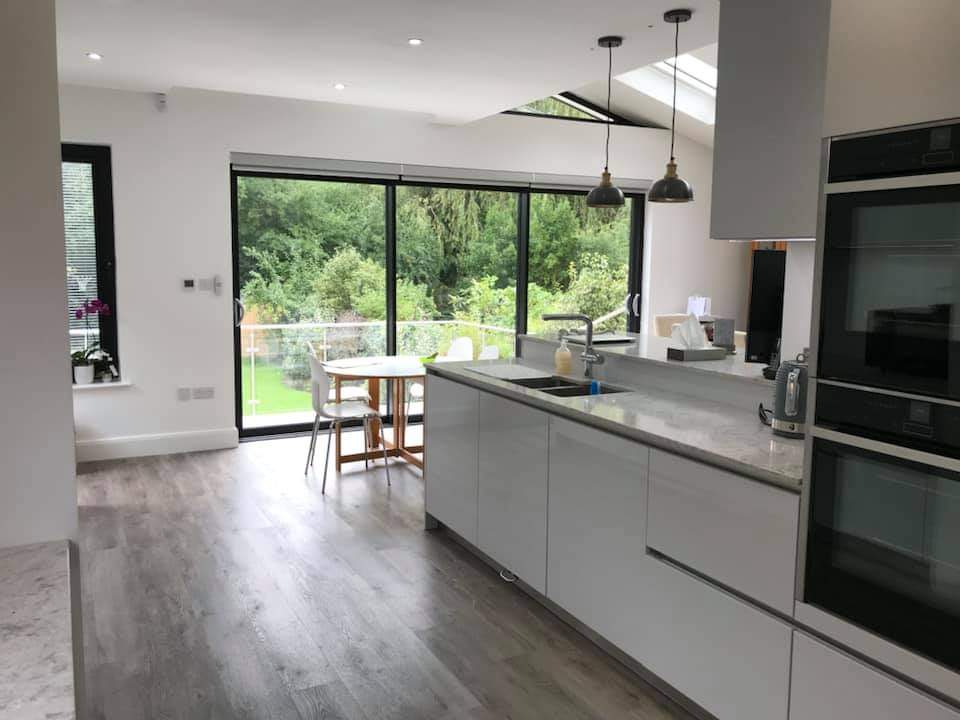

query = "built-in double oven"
[{"left": 798, "top": 120, "right": 960, "bottom": 699}]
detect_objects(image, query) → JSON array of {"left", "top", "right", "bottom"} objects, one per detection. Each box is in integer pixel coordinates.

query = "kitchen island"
[{"left": 422, "top": 345, "right": 805, "bottom": 720}]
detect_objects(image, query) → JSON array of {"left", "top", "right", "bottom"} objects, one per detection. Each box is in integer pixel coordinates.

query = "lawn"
[{"left": 241, "top": 363, "right": 311, "bottom": 415}]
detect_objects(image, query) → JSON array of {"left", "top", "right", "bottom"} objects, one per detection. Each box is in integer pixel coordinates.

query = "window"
[
  {"left": 617, "top": 51, "right": 718, "bottom": 126},
  {"left": 234, "top": 175, "right": 386, "bottom": 429},
  {"left": 396, "top": 185, "right": 518, "bottom": 360},
  {"left": 62, "top": 144, "right": 119, "bottom": 371},
  {"left": 508, "top": 93, "right": 625, "bottom": 124},
  {"left": 527, "top": 192, "right": 638, "bottom": 335},
  {"left": 231, "top": 169, "right": 645, "bottom": 435}
]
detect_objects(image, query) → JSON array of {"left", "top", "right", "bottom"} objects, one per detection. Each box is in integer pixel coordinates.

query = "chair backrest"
[
  {"left": 445, "top": 336, "right": 474, "bottom": 361},
  {"left": 478, "top": 344, "right": 500, "bottom": 360},
  {"left": 309, "top": 356, "right": 330, "bottom": 413},
  {"left": 654, "top": 314, "right": 690, "bottom": 338},
  {"left": 305, "top": 340, "right": 318, "bottom": 358}
]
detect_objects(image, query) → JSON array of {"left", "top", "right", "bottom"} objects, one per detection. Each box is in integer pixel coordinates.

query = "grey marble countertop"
[
  {"left": 427, "top": 359, "right": 803, "bottom": 491},
  {"left": 521, "top": 332, "right": 771, "bottom": 386},
  {"left": 0, "top": 541, "right": 76, "bottom": 720}
]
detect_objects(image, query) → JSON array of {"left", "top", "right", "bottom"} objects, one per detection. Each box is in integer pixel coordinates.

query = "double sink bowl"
[{"left": 505, "top": 375, "right": 628, "bottom": 398}]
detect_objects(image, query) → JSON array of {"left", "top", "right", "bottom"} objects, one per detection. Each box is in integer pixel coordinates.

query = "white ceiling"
[{"left": 56, "top": 0, "right": 719, "bottom": 124}]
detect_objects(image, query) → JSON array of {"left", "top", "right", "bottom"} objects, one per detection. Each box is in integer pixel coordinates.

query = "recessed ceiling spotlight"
[
  {"left": 408, "top": 38, "right": 423, "bottom": 46},
  {"left": 85, "top": 51, "right": 103, "bottom": 61},
  {"left": 333, "top": 82, "right": 346, "bottom": 91}
]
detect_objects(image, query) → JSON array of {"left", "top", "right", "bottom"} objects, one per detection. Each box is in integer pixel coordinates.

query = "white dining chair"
[
  {"left": 305, "top": 356, "right": 390, "bottom": 493},
  {"left": 406, "top": 336, "right": 476, "bottom": 415},
  {"left": 305, "top": 341, "right": 370, "bottom": 402},
  {"left": 445, "top": 336, "right": 474, "bottom": 360},
  {"left": 478, "top": 344, "right": 500, "bottom": 360},
  {"left": 654, "top": 314, "right": 690, "bottom": 338}
]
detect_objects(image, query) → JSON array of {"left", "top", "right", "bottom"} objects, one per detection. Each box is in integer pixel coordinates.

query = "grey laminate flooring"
[{"left": 78, "top": 431, "right": 693, "bottom": 720}]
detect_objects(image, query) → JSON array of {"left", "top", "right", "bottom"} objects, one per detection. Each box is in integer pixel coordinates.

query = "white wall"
[
  {"left": 59, "top": 85, "right": 749, "bottom": 459},
  {"left": 780, "top": 242, "right": 817, "bottom": 362},
  {"left": 825, "top": 0, "right": 960, "bottom": 136},
  {"left": 0, "top": 1, "right": 78, "bottom": 546}
]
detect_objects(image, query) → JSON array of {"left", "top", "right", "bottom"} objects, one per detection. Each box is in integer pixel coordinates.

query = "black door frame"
[{"left": 231, "top": 168, "right": 646, "bottom": 438}]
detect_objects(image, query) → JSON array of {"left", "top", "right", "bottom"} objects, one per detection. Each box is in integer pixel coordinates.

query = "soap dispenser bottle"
[{"left": 555, "top": 337, "right": 572, "bottom": 375}]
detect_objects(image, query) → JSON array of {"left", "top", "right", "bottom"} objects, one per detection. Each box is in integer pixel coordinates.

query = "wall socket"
[
  {"left": 192, "top": 386, "right": 215, "bottom": 400},
  {"left": 176, "top": 387, "right": 191, "bottom": 402}
]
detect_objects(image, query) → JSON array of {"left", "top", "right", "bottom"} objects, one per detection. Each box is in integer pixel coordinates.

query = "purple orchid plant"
[{"left": 70, "top": 298, "right": 112, "bottom": 366}]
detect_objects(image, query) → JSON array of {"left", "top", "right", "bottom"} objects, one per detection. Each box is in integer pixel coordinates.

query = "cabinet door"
[
  {"left": 641, "top": 557, "right": 792, "bottom": 720},
  {"left": 790, "top": 632, "right": 960, "bottom": 720},
  {"left": 647, "top": 449, "right": 799, "bottom": 615},
  {"left": 547, "top": 418, "right": 649, "bottom": 658},
  {"left": 477, "top": 392, "right": 549, "bottom": 593},
  {"left": 424, "top": 376, "right": 479, "bottom": 543},
  {"left": 710, "top": 0, "right": 829, "bottom": 240}
]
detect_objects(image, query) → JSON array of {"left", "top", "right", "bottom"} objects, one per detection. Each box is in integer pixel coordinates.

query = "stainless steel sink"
[
  {"left": 506, "top": 375, "right": 627, "bottom": 397},
  {"left": 540, "top": 384, "right": 625, "bottom": 397},
  {"left": 508, "top": 376, "right": 573, "bottom": 389}
]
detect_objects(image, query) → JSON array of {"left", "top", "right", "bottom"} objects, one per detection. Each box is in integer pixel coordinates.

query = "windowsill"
[{"left": 73, "top": 380, "right": 132, "bottom": 392}]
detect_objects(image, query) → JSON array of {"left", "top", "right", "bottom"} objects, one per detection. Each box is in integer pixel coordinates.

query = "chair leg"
[
  {"left": 363, "top": 417, "right": 370, "bottom": 471},
  {"left": 309, "top": 415, "right": 322, "bottom": 467},
  {"left": 304, "top": 414, "right": 320, "bottom": 475},
  {"left": 322, "top": 421, "right": 335, "bottom": 494}
]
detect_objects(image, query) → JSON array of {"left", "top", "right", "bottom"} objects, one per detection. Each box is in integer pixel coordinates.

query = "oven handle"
[
  {"left": 811, "top": 426, "right": 960, "bottom": 474},
  {"left": 824, "top": 170, "right": 960, "bottom": 194}
]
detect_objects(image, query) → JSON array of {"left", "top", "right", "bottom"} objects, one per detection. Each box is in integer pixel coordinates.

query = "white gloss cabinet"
[
  {"left": 477, "top": 392, "right": 550, "bottom": 593},
  {"left": 790, "top": 632, "right": 960, "bottom": 720},
  {"left": 547, "top": 418, "right": 650, "bottom": 658},
  {"left": 710, "top": 0, "right": 830, "bottom": 240},
  {"left": 640, "top": 558, "right": 792, "bottom": 720},
  {"left": 647, "top": 449, "right": 799, "bottom": 615},
  {"left": 424, "top": 376, "right": 480, "bottom": 544}
]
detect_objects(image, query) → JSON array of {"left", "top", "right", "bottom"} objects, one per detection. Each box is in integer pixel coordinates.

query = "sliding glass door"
[
  {"left": 232, "top": 169, "right": 644, "bottom": 437},
  {"left": 233, "top": 174, "right": 386, "bottom": 434},
  {"left": 396, "top": 185, "right": 518, "bottom": 360},
  {"left": 528, "top": 191, "right": 638, "bottom": 335}
]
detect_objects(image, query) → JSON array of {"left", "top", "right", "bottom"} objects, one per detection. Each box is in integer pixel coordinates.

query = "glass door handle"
[{"left": 234, "top": 298, "right": 245, "bottom": 327}]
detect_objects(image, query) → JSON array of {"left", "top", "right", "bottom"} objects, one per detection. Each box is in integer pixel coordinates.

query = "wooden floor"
[{"left": 77, "top": 431, "right": 694, "bottom": 720}]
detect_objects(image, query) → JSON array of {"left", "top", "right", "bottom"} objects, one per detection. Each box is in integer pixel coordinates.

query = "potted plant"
[{"left": 71, "top": 299, "right": 111, "bottom": 384}]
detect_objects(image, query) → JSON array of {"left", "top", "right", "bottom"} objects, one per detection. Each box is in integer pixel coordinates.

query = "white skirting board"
[{"left": 75, "top": 427, "right": 239, "bottom": 462}]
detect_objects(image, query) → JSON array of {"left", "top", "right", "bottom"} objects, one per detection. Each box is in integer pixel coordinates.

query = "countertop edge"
[{"left": 426, "top": 364, "right": 801, "bottom": 493}]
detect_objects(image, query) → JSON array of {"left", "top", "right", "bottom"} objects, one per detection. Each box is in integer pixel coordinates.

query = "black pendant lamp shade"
[
  {"left": 587, "top": 36, "right": 625, "bottom": 208},
  {"left": 649, "top": 9, "right": 695, "bottom": 203}
]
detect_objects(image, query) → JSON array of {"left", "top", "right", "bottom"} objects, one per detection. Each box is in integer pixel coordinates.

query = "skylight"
[
  {"left": 616, "top": 51, "right": 717, "bottom": 126},
  {"left": 511, "top": 94, "right": 614, "bottom": 123},
  {"left": 656, "top": 54, "right": 717, "bottom": 96}
]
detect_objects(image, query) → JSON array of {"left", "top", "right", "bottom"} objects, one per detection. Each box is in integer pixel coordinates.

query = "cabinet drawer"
[
  {"left": 647, "top": 450, "right": 799, "bottom": 615},
  {"left": 790, "top": 632, "right": 960, "bottom": 720},
  {"left": 641, "top": 557, "right": 792, "bottom": 720}
]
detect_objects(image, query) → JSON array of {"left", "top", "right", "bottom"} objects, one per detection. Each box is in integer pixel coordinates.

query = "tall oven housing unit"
[{"left": 798, "top": 120, "right": 960, "bottom": 704}]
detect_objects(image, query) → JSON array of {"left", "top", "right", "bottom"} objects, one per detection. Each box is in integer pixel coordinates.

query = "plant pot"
[{"left": 73, "top": 364, "right": 95, "bottom": 385}]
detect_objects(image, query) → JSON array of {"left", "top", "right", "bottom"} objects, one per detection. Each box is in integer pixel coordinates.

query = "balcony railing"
[{"left": 239, "top": 318, "right": 516, "bottom": 422}]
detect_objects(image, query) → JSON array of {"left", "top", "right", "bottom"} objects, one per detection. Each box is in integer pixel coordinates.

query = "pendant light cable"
[
  {"left": 670, "top": 18, "right": 679, "bottom": 162},
  {"left": 604, "top": 43, "right": 613, "bottom": 172}
]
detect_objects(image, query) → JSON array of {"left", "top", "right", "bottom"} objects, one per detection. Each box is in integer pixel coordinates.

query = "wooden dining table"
[{"left": 324, "top": 356, "right": 425, "bottom": 471}]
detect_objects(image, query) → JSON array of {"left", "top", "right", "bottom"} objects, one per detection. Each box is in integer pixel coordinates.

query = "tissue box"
[{"left": 667, "top": 347, "right": 728, "bottom": 362}]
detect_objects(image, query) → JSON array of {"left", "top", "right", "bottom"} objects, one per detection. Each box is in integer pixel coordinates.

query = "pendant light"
[
  {"left": 649, "top": 9, "right": 695, "bottom": 203},
  {"left": 586, "top": 36, "right": 625, "bottom": 208}
]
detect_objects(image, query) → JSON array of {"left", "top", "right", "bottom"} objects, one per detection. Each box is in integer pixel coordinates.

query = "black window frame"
[
  {"left": 62, "top": 143, "right": 120, "bottom": 375},
  {"left": 231, "top": 168, "right": 645, "bottom": 438}
]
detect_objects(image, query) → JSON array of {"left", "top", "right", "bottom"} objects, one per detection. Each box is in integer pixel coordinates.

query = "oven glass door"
[
  {"left": 819, "top": 185, "right": 960, "bottom": 400},
  {"left": 805, "top": 439, "right": 960, "bottom": 671}
]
